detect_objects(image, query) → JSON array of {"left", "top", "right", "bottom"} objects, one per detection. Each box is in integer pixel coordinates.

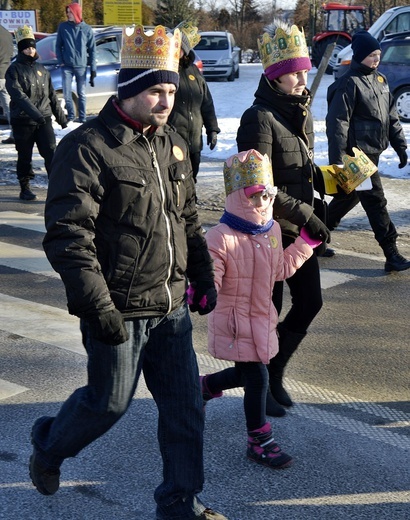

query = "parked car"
[
  {"left": 333, "top": 5, "right": 410, "bottom": 79},
  {"left": 378, "top": 31, "right": 410, "bottom": 122},
  {"left": 35, "top": 26, "right": 122, "bottom": 117},
  {"left": 194, "top": 31, "right": 240, "bottom": 81}
]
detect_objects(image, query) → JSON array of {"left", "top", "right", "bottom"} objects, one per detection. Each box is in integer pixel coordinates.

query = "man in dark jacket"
[
  {"left": 0, "top": 25, "right": 14, "bottom": 144},
  {"left": 6, "top": 25, "right": 67, "bottom": 200},
  {"left": 56, "top": 2, "right": 96, "bottom": 122},
  {"left": 28, "top": 25, "right": 226, "bottom": 520},
  {"left": 326, "top": 30, "right": 410, "bottom": 272},
  {"left": 169, "top": 21, "right": 220, "bottom": 182}
]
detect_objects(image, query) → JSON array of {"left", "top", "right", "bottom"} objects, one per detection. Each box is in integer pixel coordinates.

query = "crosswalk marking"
[
  {"left": 0, "top": 241, "right": 58, "bottom": 278},
  {"left": 0, "top": 293, "right": 83, "bottom": 354},
  {"left": 0, "top": 210, "right": 45, "bottom": 233},
  {"left": 0, "top": 378, "right": 29, "bottom": 400}
]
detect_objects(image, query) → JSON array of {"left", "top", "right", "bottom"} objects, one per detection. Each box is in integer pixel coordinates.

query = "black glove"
[
  {"left": 89, "top": 70, "right": 96, "bottom": 87},
  {"left": 398, "top": 150, "right": 408, "bottom": 169},
  {"left": 36, "top": 117, "right": 46, "bottom": 126},
  {"left": 87, "top": 309, "right": 129, "bottom": 346},
  {"left": 304, "top": 213, "right": 331, "bottom": 244},
  {"left": 61, "top": 119, "right": 68, "bottom": 129},
  {"left": 186, "top": 280, "right": 217, "bottom": 315},
  {"left": 207, "top": 131, "right": 218, "bottom": 150}
]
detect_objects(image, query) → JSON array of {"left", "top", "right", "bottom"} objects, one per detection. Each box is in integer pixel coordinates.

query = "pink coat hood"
[{"left": 206, "top": 189, "right": 313, "bottom": 364}]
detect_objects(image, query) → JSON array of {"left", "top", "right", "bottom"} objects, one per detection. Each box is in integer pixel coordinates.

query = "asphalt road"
[{"left": 0, "top": 164, "right": 409, "bottom": 519}]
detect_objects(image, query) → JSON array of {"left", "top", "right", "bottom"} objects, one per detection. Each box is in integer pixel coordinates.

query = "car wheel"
[
  {"left": 394, "top": 87, "right": 410, "bottom": 123},
  {"left": 227, "top": 67, "right": 235, "bottom": 82},
  {"left": 235, "top": 66, "right": 239, "bottom": 79}
]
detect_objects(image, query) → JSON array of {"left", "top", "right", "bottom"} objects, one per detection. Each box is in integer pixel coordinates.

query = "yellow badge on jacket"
[
  {"left": 172, "top": 145, "right": 184, "bottom": 161},
  {"left": 189, "top": 74, "right": 196, "bottom": 81},
  {"left": 270, "top": 236, "right": 278, "bottom": 249}
]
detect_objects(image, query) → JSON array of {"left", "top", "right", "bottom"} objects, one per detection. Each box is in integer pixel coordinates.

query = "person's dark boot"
[
  {"left": 266, "top": 389, "right": 286, "bottom": 417},
  {"left": 267, "top": 324, "right": 306, "bottom": 408},
  {"left": 382, "top": 242, "right": 410, "bottom": 272},
  {"left": 19, "top": 178, "right": 37, "bottom": 201}
]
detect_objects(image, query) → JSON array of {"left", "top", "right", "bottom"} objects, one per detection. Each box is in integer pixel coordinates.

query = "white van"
[
  {"left": 333, "top": 5, "right": 410, "bottom": 78},
  {"left": 194, "top": 31, "right": 240, "bottom": 82}
]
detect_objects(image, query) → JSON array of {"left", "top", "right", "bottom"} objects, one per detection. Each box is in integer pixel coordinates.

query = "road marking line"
[
  {"left": 0, "top": 293, "right": 83, "bottom": 354},
  {"left": 0, "top": 241, "right": 58, "bottom": 278},
  {"left": 0, "top": 211, "right": 45, "bottom": 233},
  {"left": 0, "top": 379, "right": 28, "bottom": 400}
]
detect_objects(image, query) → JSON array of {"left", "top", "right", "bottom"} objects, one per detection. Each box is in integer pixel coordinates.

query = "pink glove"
[{"left": 300, "top": 227, "right": 323, "bottom": 249}]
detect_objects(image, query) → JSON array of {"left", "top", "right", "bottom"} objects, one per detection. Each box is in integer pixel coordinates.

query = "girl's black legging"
[{"left": 205, "top": 361, "right": 269, "bottom": 431}]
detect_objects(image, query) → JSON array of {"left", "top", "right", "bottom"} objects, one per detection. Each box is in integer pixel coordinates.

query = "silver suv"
[{"left": 194, "top": 31, "right": 240, "bottom": 82}]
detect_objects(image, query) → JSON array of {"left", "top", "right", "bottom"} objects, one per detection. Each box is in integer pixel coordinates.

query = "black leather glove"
[
  {"left": 186, "top": 280, "right": 217, "bottom": 315},
  {"left": 305, "top": 213, "right": 331, "bottom": 244},
  {"left": 87, "top": 309, "right": 129, "bottom": 346},
  {"left": 61, "top": 119, "right": 68, "bottom": 129},
  {"left": 37, "top": 116, "right": 46, "bottom": 126},
  {"left": 89, "top": 70, "right": 96, "bottom": 87},
  {"left": 207, "top": 132, "right": 218, "bottom": 150},
  {"left": 398, "top": 150, "right": 408, "bottom": 169}
]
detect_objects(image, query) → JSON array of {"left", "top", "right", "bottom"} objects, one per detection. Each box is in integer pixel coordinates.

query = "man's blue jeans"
[
  {"left": 61, "top": 66, "right": 87, "bottom": 121},
  {"left": 31, "top": 305, "right": 206, "bottom": 519}
]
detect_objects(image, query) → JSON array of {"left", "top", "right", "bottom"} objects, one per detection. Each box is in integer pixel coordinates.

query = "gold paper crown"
[
  {"left": 15, "top": 25, "right": 35, "bottom": 43},
  {"left": 121, "top": 25, "right": 181, "bottom": 72},
  {"left": 223, "top": 150, "right": 274, "bottom": 196},
  {"left": 258, "top": 23, "right": 309, "bottom": 71},
  {"left": 175, "top": 21, "right": 201, "bottom": 49},
  {"left": 329, "top": 147, "right": 377, "bottom": 194}
]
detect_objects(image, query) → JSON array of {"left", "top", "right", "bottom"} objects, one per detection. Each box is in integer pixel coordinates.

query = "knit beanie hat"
[
  {"left": 351, "top": 30, "right": 381, "bottom": 63},
  {"left": 15, "top": 25, "right": 36, "bottom": 53},
  {"left": 118, "top": 25, "right": 180, "bottom": 101},
  {"left": 258, "top": 19, "right": 311, "bottom": 81}
]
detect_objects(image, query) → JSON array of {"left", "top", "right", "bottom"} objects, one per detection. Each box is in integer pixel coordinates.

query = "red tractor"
[{"left": 311, "top": 2, "right": 368, "bottom": 74}]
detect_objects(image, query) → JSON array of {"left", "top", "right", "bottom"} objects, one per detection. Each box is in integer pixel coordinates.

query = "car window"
[
  {"left": 381, "top": 42, "right": 410, "bottom": 64},
  {"left": 96, "top": 37, "right": 120, "bottom": 65},
  {"left": 385, "top": 13, "right": 410, "bottom": 35},
  {"left": 36, "top": 35, "right": 57, "bottom": 61},
  {"left": 195, "top": 36, "right": 228, "bottom": 51}
]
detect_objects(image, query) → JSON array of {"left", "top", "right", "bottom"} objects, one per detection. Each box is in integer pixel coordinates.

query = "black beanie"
[
  {"left": 117, "top": 68, "right": 179, "bottom": 100},
  {"left": 351, "top": 30, "right": 381, "bottom": 64},
  {"left": 18, "top": 38, "right": 36, "bottom": 53}
]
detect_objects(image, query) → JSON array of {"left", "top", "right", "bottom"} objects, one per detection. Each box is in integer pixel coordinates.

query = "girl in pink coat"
[{"left": 200, "top": 149, "right": 321, "bottom": 469}]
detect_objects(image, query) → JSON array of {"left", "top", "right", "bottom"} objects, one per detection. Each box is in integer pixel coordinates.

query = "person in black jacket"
[
  {"left": 237, "top": 19, "right": 329, "bottom": 417},
  {"left": 28, "top": 25, "right": 226, "bottom": 520},
  {"left": 326, "top": 30, "right": 410, "bottom": 272},
  {"left": 169, "top": 21, "right": 220, "bottom": 183},
  {"left": 5, "top": 25, "right": 67, "bottom": 201},
  {"left": 0, "top": 25, "right": 14, "bottom": 144}
]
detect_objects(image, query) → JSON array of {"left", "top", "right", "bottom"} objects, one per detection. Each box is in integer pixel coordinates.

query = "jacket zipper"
[{"left": 147, "top": 138, "right": 173, "bottom": 314}]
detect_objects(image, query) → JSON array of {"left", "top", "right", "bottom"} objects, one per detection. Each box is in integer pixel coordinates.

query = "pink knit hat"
[{"left": 244, "top": 185, "right": 266, "bottom": 197}]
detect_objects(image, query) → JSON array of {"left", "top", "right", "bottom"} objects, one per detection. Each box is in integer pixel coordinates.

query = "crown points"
[
  {"left": 223, "top": 150, "right": 274, "bottom": 196},
  {"left": 175, "top": 21, "right": 201, "bottom": 49},
  {"left": 15, "top": 25, "right": 34, "bottom": 43},
  {"left": 121, "top": 25, "right": 181, "bottom": 73}
]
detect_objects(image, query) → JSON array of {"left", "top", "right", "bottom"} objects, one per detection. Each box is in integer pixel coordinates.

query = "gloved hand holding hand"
[
  {"left": 89, "top": 71, "right": 97, "bottom": 87},
  {"left": 304, "top": 213, "right": 331, "bottom": 243},
  {"left": 87, "top": 308, "right": 129, "bottom": 346},
  {"left": 36, "top": 116, "right": 46, "bottom": 126},
  {"left": 398, "top": 150, "right": 408, "bottom": 169},
  {"left": 300, "top": 227, "right": 322, "bottom": 249},
  {"left": 186, "top": 280, "right": 217, "bottom": 315},
  {"left": 207, "top": 132, "right": 218, "bottom": 150}
]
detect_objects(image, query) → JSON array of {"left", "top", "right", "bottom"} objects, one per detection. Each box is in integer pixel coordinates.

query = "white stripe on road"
[
  {"left": 0, "top": 241, "right": 58, "bottom": 278},
  {"left": 0, "top": 378, "right": 28, "bottom": 400},
  {"left": 0, "top": 293, "right": 83, "bottom": 355},
  {"left": 0, "top": 211, "right": 45, "bottom": 233}
]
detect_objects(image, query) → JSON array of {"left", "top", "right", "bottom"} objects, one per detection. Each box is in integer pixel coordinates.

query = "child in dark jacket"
[{"left": 5, "top": 25, "right": 67, "bottom": 200}]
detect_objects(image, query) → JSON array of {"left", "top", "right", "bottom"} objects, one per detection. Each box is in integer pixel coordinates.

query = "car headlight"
[{"left": 219, "top": 58, "right": 233, "bottom": 66}]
